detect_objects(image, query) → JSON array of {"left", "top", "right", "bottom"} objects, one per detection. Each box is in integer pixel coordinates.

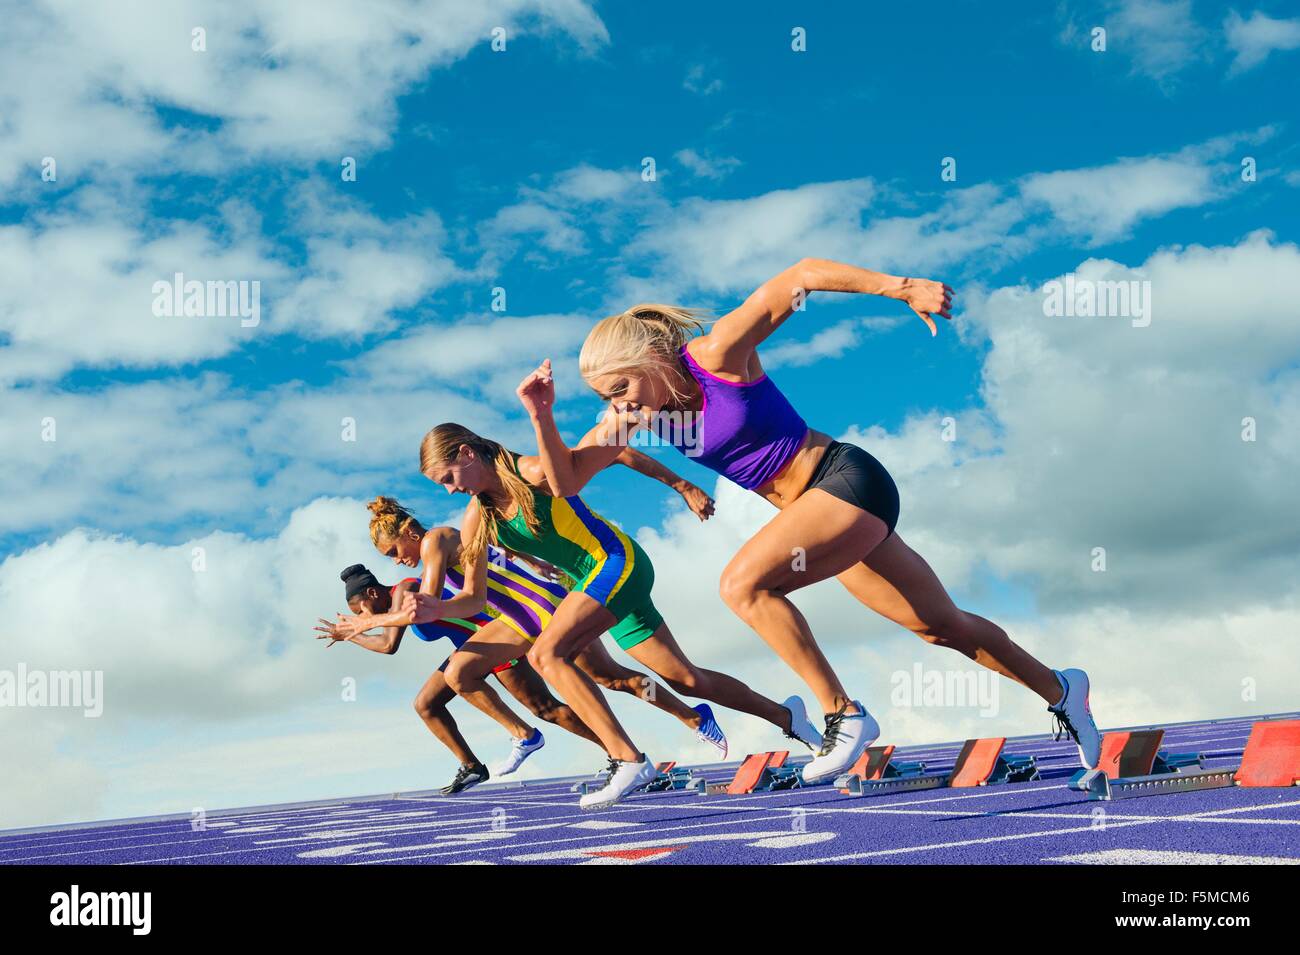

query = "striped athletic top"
[
  {"left": 393, "top": 543, "right": 567, "bottom": 643},
  {"left": 489, "top": 454, "right": 643, "bottom": 606}
]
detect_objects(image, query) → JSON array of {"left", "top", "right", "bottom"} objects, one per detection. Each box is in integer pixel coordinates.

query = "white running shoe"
[
  {"left": 781, "top": 695, "right": 823, "bottom": 752},
  {"left": 494, "top": 727, "right": 545, "bottom": 776},
  {"left": 799, "top": 701, "right": 879, "bottom": 784},
  {"left": 1048, "top": 668, "right": 1101, "bottom": 770},
  {"left": 578, "top": 755, "right": 657, "bottom": 811}
]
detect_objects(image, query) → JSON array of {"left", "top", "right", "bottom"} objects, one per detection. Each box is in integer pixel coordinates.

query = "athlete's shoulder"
[{"left": 512, "top": 453, "right": 550, "bottom": 490}]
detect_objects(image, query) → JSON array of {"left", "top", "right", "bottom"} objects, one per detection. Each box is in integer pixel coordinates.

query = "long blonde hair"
[
  {"left": 419, "top": 423, "right": 539, "bottom": 568},
  {"left": 366, "top": 496, "right": 422, "bottom": 548},
  {"left": 579, "top": 304, "right": 709, "bottom": 406}
]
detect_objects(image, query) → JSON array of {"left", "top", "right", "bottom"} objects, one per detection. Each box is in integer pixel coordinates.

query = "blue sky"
[{"left": 3, "top": 0, "right": 1300, "bottom": 828}]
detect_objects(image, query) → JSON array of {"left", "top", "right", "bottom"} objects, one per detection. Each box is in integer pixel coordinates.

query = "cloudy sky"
[{"left": 2, "top": 0, "right": 1299, "bottom": 830}]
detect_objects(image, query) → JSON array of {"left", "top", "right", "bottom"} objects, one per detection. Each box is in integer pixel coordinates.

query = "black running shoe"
[{"left": 440, "top": 761, "right": 489, "bottom": 795}]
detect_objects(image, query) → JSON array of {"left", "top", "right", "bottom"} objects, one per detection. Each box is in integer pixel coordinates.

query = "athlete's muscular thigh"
[{"left": 724, "top": 488, "right": 887, "bottom": 595}]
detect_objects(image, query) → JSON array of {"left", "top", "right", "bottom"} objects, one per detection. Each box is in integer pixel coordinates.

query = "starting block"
[
  {"left": 1069, "top": 719, "right": 1300, "bottom": 800},
  {"left": 691, "top": 751, "right": 790, "bottom": 795},
  {"left": 837, "top": 738, "right": 1039, "bottom": 797},
  {"left": 640, "top": 761, "right": 697, "bottom": 793}
]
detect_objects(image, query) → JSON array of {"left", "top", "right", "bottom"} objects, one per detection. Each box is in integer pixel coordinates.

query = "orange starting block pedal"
[
  {"left": 1070, "top": 718, "right": 1300, "bottom": 800},
  {"left": 691, "top": 751, "right": 789, "bottom": 796},
  {"left": 837, "top": 737, "right": 1039, "bottom": 797},
  {"left": 1234, "top": 720, "right": 1300, "bottom": 787}
]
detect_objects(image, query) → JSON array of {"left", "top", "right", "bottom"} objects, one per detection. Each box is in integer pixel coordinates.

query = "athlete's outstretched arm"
[
  {"left": 316, "top": 584, "right": 413, "bottom": 653},
  {"left": 603, "top": 445, "right": 715, "bottom": 521},
  {"left": 710, "top": 260, "right": 953, "bottom": 363}
]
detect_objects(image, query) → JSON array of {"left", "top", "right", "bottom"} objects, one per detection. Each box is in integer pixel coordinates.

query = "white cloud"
[
  {"left": 496, "top": 132, "right": 1257, "bottom": 314},
  {"left": 1019, "top": 157, "right": 1217, "bottom": 244},
  {"left": 0, "top": 186, "right": 460, "bottom": 382},
  {"left": 0, "top": 0, "right": 608, "bottom": 191},
  {"left": 0, "top": 372, "right": 517, "bottom": 541},
  {"left": 762, "top": 316, "right": 904, "bottom": 369},
  {"left": 1224, "top": 9, "right": 1300, "bottom": 74},
  {"left": 674, "top": 148, "right": 742, "bottom": 181},
  {"left": 683, "top": 64, "right": 723, "bottom": 96},
  {"left": 1100, "top": 0, "right": 1210, "bottom": 86}
]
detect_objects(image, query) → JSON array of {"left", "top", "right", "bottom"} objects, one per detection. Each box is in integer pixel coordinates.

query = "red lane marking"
[{"left": 586, "top": 846, "right": 687, "bottom": 860}]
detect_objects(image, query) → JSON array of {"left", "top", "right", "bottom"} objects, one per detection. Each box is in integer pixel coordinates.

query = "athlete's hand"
[
  {"left": 678, "top": 483, "right": 715, "bottom": 521},
  {"left": 401, "top": 591, "right": 443, "bottom": 624},
  {"left": 517, "top": 359, "right": 557, "bottom": 418},
  {"left": 897, "top": 278, "right": 953, "bottom": 336},
  {"left": 330, "top": 613, "right": 372, "bottom": 640},
  {"left": 313, "top": 618, "right": 349, "bottom": 647}
]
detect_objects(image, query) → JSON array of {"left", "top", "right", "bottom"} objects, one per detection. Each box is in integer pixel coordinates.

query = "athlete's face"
[
  {"left": 588, "top": 370, "right": 667, "bottom": 420},
  {"left": 425, "top": 445, "right": 489, "bottom": 496},
  {"left": 348, "top": 587, "right": 390, "bottom": 615},
  {"left": 376, "top": 528, "right": 422, "bottom": 568}
]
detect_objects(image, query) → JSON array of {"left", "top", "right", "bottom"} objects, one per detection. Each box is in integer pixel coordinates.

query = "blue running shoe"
[
  {"left": 692, "top": 704, "right": 728, "bottom": 758},
  {"left": 494, "top": 727, "right": 545, "bottom": 776}
]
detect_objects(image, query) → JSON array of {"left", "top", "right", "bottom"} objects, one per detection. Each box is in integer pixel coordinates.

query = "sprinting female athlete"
[
  {"left": 406, "top": 422, "right": 823, "bottom": 809},
  {"left": 317, "top": 558, "right": 590, "bottom": 794},
  {"left": 338, "top": 497, "right": 730, "bottom": 761},
  {"left": 571, "top": 258, "right": 1102, "bottom": 782}
]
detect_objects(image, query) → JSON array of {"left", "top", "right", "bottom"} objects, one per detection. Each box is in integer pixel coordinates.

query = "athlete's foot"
[
  {"left": 799, "top": 701, "right": 879, "bottom": 784},
  {"left": 691, "top": 704, "right": 728, "bottom": 758},
  {"left": 440, "top": 761, "right": 489, "bottom": 795},
  {"left": 1048, "top": 668, "right": 1101, "bottom": 770},
  {"left": 578, "top": 755, "right": 657, "bottom": 811},
  {"left": 493, "top": 727, "right": 545, "bottom": 776},
  {"left": 780, "top": 695, "right": 823, "bottom": 752}
]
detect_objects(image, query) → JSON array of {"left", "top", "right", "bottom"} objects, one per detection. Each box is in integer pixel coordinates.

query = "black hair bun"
[{"left": 340, "top": 563, "right": 369, "bottom": 583}]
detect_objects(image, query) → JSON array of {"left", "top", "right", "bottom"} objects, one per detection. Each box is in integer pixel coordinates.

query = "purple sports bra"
[{"left": 662, "top": 343, "right": 809, "bottom": 490}]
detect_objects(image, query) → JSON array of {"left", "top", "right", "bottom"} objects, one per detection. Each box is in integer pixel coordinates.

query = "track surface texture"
[{"left": 5, "top": 713, "right": 1299, "bottom": 865}]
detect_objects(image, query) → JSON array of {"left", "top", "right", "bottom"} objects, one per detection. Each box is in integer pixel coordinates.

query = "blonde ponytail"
[
  {"left": 579, "top": 303, "right": 710, "bottom": 405},
  {"left": 419, "top": 423, "right": 539, "bottom": 569}
]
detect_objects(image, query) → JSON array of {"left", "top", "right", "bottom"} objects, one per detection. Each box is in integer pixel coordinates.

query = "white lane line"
[
  {"left": 781, "top": 798, "right": 1300, "bottom": 864},
  {"left": 1047, "top": 849, "right": 1300, "bottom": 865}
]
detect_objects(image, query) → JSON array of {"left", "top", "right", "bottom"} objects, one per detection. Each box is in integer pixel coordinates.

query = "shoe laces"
[
  {"left": 453, "top": 763, "right": 478, "bottom": 783},
  {"left": 817, "top": 702, "right": 851, "bottom": 757},
  {"left": 1052, "top": 710, "right": 1081, "bottom": 746}
]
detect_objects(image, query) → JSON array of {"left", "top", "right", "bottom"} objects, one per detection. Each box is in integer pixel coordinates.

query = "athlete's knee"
[
  {"left": 442, "top": 658, "right": 469, "bottom": 694},
  {"left": 413, "top": 693, "right": 444, "bottom": 721},
  {"left": 719, "top": 564, "right": 764, "bottom": 614},
  {"left": 526, "top": 644, "right": 560, "bottom": 679}
]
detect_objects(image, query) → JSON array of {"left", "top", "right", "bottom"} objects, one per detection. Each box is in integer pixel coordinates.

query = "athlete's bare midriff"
[{"left": 755, "top": 428, "right": 833, "bottom": 510}]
